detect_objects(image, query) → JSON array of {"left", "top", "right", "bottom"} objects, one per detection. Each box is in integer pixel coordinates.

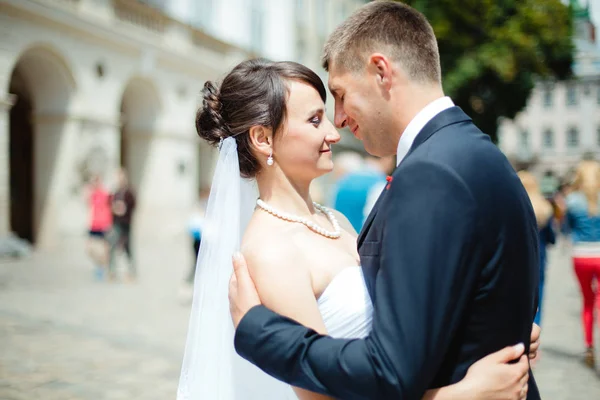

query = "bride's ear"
[{"left": 248, "top": 125, "right": 273, "bottom": 157}]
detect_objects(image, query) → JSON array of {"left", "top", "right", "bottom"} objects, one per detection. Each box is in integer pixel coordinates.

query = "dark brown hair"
[
  {"left": 196, "top": 58, "right": 327, "bottom": 178},
  {"left": 322, "top": 1, "right": 441, "bottom": 84}
]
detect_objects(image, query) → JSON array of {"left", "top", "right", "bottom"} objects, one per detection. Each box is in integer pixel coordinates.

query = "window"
[
  {"left": 543, "top": 86, "right": 553, "bottom": 108},
  {"left": 597, "top": 84, "right": 600, "bottom": 105},
  {"left": 519, "top": 130, "right": 530, "bottom": 148},
  {"left": 190, "top": 0, "right": 213, "bottom": 29},
  {"left": 567, "top": 127, "right": 579, "bottom": 148},
  {"left": 295, "top": 0, "right": 307, "bottom": 26},
  {"left": 250, "top": 0, "right": 264, "bottom": 52},
  {"left": 543, "top": 129, "right": 554, "bottom": 148},
  {"left": 597, "top": 126, "right": 600, "bottom": 147},
  {"left": 295, "top": 0, "right": 307, "bottom": 63},
  {"left": 141, "top": 0, "right": 168, "bottom": 10},
  {"left": 566, "top": 83, "right": 577, "bottom": 106},
  {"left": 316, "top": 0, "right": 328, "bottom": 36},
  {"left": 336, "top": 0, "right": 346, "bottom": 24}
]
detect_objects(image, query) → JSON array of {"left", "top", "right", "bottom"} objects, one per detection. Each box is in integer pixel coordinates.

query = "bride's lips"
[
  {"left": 319, "top": 149, "right": 331, "bottom": 153},
  {"left": 350, "top": 126, "right": 360, "bottom": 138}
]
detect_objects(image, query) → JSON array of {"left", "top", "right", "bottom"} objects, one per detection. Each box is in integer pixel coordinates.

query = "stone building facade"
[{"left": 0, "top": 0, "right": 365, "bottom": 248}]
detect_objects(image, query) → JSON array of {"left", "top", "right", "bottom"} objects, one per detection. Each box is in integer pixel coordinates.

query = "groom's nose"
[{"left": 334, "top": 102, "right": 347, "bottom": 129}]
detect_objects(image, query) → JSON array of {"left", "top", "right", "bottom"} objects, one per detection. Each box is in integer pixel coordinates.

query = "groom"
[{"left": 230, "top": 2, "right": 540, "bottom": 399}]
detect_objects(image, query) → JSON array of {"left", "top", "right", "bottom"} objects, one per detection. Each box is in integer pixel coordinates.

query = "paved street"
[
  {"left": 530, "top": 238, "right": 600, "bottom": 399},
  {"left": 0, "top": 236, "right": 599, "bottom": 399},
  {"left": 0, "top": 236, "right": 192, "bottom": 400}
]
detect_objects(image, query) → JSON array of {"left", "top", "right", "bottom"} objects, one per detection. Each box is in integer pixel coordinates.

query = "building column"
[
  {"left": 32, "top": 113, "right": 76, "bottom": 248},
  {"left": 0, "top": 94, "right": 15, "bottom": 237},
  {"left": 121, "top": 129, "right": 200, "bottom": 243}
]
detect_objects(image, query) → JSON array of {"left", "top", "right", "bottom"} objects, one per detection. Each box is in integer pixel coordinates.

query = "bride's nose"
[{"left": 325, "top": 119, "right": 341, "bottom": 144}]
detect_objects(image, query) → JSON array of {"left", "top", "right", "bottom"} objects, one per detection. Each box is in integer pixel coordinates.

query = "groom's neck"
[{"left": 394, "top": 83, "right": 445, "bottom": 136}]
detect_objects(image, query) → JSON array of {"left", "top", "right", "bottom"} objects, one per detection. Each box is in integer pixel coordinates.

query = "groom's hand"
[{"left": 229, "top": 251, "right": 261, "bottom": 329}]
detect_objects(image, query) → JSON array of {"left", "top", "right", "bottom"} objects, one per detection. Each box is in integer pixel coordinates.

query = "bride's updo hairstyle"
[{"left": 196, "top": 58, "right": 327, "bottom": 178}]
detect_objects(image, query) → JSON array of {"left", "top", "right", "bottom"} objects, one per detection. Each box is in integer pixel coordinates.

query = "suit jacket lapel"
[{"left": 357, "top": 189, "right": 386, "bottom": 248}]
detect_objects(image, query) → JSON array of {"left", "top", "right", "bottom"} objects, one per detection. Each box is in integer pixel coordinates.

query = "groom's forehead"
[{"left": 327, "top": 62, "right": 344, "bottom": 88}]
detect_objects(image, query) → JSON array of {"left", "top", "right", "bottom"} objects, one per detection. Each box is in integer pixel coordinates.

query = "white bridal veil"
[{"left": 177, "top": 137, "right": 296, "bottom": 399}]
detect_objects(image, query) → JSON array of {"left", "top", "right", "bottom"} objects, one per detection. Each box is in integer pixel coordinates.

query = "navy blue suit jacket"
[{"left": 235, "top": 107, "right": 541, "bottom": 399}]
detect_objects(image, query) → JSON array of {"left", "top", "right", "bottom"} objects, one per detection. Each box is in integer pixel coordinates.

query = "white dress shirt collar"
[{"left": 395, "top": 96, "right": 454, "bottom": 166}]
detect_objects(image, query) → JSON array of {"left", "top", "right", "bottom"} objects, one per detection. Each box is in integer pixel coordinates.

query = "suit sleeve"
[{"left": 234, "top": 160, "right": 482, "bottom": 399}]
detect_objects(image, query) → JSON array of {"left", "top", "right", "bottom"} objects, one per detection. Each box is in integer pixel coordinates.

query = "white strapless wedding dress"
[
  {"left": 318, "top": 266, "right": 373, "bottom": 339},
  {"left": 240, "top": 266, "right": 374, "bottom": 399}
]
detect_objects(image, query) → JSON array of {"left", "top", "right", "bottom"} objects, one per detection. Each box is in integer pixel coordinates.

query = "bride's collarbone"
[{"left": 245, "top": 213, "right": 358, "bottom": 266}]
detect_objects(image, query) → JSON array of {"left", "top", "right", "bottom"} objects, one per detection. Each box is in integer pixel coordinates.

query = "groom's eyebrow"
[{"left": 329, "top": 87, "right": 344, "bottom": 100}]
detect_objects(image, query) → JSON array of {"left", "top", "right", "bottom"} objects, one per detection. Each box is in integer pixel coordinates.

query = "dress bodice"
[{"left": 317, "top": 266, "right": 373, "bottom": 339}]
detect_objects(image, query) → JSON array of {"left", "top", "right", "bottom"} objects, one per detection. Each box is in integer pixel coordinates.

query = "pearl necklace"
[{"left": 256, "top": 199, "right": 341, "bottom": 239}]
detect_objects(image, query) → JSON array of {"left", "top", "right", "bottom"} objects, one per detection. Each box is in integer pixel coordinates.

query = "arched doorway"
[
  {"left": 7, "top": 46, "right": 75, "bottom": 244},
  {"left": 119, "top": 78, "right": 161, "bottom": 200},
  {"left": 9, "top": 68, "right": 34, "bottom": 242}
]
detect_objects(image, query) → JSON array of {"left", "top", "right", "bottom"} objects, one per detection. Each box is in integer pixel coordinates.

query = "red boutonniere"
[{"left": 386, "top": 175, "right": 393, "bottom": 190}]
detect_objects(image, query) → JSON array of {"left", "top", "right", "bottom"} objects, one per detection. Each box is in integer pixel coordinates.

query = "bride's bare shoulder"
[{"left": 241, "top": 213, "right": 306, "bottom": 273}]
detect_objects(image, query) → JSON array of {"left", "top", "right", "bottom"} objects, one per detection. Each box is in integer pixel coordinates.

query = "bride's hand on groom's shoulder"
[
  {"left": 229, "top": 252, "right": 261, "bottom": 329},
  {"left": 529, "top": 323, "right": 541, "bottom": 360},
  {"left": 460, "top": 343, "right": 529, "bottom": 400}
]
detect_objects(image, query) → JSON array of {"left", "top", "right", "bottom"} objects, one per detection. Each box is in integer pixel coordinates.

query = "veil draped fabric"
[{"left": 177, "top": 137, "right": 296, "bottom": 399}]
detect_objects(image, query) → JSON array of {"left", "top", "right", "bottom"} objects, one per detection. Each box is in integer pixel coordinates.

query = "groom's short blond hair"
[{"left": 322, "top": 1, "right": 441, "bottom": 85}]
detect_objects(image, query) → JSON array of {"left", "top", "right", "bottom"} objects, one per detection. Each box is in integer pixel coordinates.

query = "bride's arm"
[
  {"left": 422, "top": 320, "right": 539, "bottom": 399},
  {"left": 422, "top": 344, "right": 530, "bottom": 400},
  {"left": 243, "top": 245, "right": 334, "bottom": 400}
]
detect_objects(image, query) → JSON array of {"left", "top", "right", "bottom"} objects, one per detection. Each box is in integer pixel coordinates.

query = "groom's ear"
[
  {"left": 248, "top": 125, "right": 273, "bottom": 157},
  {"left": 368, "top": 53, "right": 393, "bottom": 91}
]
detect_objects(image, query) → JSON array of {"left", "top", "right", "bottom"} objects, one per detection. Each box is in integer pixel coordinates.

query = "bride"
[{"left": 177, "top": 59, "right": 537, "bottom": 400}]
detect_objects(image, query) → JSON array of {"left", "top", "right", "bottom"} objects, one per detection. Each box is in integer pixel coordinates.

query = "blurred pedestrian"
[
  {"left": 518, "top": 171, "right": 555, "bottom": 326},
  {"left": 362, "top": 155, "right": 396, "bottom": 220},
  {"left": 328, "top": 151, "right": 363, "bottom": 206},
  {"left": 331, "top": 153, "right": 394, "bottom": 232},
  {"left": 186, "top": 187, "right": 209, "bottom": 284},
  {"left": 564, "top": 160, "right": 600, "bottom": 369},
  {"left": 178, "top": 187, "right": 209, "bottom": 304},
  {"left": 84, "top": 174, "right": 112, "bottom": 280},
  {"left": 107, "top": 168, "right": 136, "bottom": 282}
]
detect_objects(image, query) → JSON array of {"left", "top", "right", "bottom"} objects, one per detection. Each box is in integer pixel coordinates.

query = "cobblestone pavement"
[{"left": 0, "top": 236, "right": 599, "bottom": 399}]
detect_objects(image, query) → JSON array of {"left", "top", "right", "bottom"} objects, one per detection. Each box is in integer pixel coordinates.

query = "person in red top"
[{"left": 85, "top": 175, "right": 112, "bottom": 279}]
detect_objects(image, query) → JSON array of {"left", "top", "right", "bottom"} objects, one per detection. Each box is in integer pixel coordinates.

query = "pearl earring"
[{"left": 267, "top": 151, "right": 274, "bottom": 166}]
